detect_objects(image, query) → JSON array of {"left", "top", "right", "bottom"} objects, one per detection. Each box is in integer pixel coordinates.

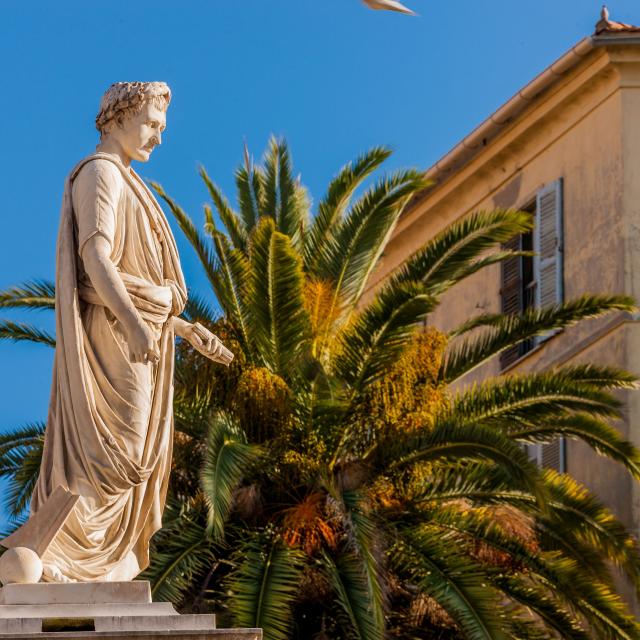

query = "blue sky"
[{"left": 0, "top": 0, "right": 636, "bottom": 525}]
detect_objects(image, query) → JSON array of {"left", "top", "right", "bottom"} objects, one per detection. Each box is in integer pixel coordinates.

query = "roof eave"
[
  {"left": 421, "top": 36, "right": 596, "bottom": 188},
  {"left": 593, "top": 32, "right": 640, "bottom": 44}
]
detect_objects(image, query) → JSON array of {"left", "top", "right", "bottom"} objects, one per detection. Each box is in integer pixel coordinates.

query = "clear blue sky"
[{"left": 0, "top": 0, "right": 636, "bottom": 525}]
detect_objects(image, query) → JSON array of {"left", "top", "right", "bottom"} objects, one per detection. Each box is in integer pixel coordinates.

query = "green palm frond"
[
  {"left": 5, "top": 437, "right": 44, "bottom": 517},
  {"left": 143, "top": 504, "right": 216, "bottom": 606},
  {"left": 539, "top": 471, "right": 640, "bottom": 592},
  {"left": 404, "top": 511, "right": 638, "bottom": 640},
  {"left": 555, "top": 363, "right": 639, "bottom": 388},
  {"left": 322, "top": 549, "right": 385, "bottom": 640},
  {"left": 227, "top": 534, "right": 305, "bottom": 640},
  {"left": 422, "top": 507, "right": 596, "bottom": 640},
  {"left": 305, "top": 146, "right": 393, "bottom": 274},
  {"left": 391, "top": 525, "right": 509, "bottom": 640},
  {"left": 426, "top": 502, "right": 621, "bottom": 609},
  {"left": 339, "top": 491, "right": 386, "bottom": 636},
  {"left": 0, "top": 320, "right": 54, "bottom": 347},
  {"left": 151, "top": 182, "right": 223, "bottom": 297},
  {"left": 496, "top": 577, "right": 590, "bottom": 640},
  {"left": 200, "top": 412, "right": 260, "bottom": 540},
  {"left": 0, "top": 279, "right": 55, "bottom": 311},
  {"left": 207, "top": 228, "right": 252, "bottom": 354},
  {"left": 0, "top": 423, "right": 46, "bottom": 461},
  {"left": 440, "top": 367, "right": 640, "bottom": 478},
  {"left": 173, "top": 385, "right": 217, "bottom": 440},
  {"left": 260, "top": 138, "right": 308, "bottom": 251},
  {"left": 444, "top": 249, "right": 535, "bottom": 287},
  {"left": 235, "top": 148, "right": 263, "bottom": 232},
  {"left": 414, "top": 466, "right": 640, "bottom": 596},
  {"left": 248, "top": 217, "right": 310, "bottom": 375},
  {"left": 333, "top": 282, "right": 435, "bottom": 391},
  {"left": 521, "top": 552, "right": 640, "bottom": 640},
  {"left": 387, "top": 422, "right": 543, "bottom": 501},
  {"left": 511, "top": 413, "right": 640, "bottom": 479},
  {"left": 182, "top": 290, "right": 218, "bottom": 325},
  {"left": 447, "top": 370, "right": 625, "bottom": 428},
  {"left": 0, "top": 422, "right": 45, "bottom": 516},
  {"left": 403, "top": 460, "right": 510, "bottom": 505},
  {"left": 535, "top": 519, "right": 613, "bottom": 587},
  {"left": 391, "top": 208, "right": 533, "bottom": 295},
  {"left": 318, "top": 169, "right": 428, "bottom": 319},
  {"left": 200, "top": 167, "right": 248, "bottom": 252},
  {"left": 443, "top": 295, "right": 635, "bottom": 381}
]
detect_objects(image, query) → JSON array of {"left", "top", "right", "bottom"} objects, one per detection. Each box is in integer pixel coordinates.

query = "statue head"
[{"left": 96, "top": 82, "right": 171, "bottom": 163}]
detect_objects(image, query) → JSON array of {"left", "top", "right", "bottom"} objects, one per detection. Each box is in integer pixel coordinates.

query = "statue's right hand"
[{"left": 126, "top": 321, "right": 160, "bottom": 364}]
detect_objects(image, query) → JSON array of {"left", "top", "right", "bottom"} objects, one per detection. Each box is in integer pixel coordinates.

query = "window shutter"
[
  {"left": 500, "top": 235, "right": 522, "bottom": 369},
  {"left": 533, "top": 179, "right": 565, "bottom": 471},
  {"left": 541, "top": 438, "right": 566, "bottom": 472},
  {"left": 527, "top": 440, "right": 566, "bottom": 472},
  {"left": 534, "top": 179, "right": 564, "bottom": 309}
]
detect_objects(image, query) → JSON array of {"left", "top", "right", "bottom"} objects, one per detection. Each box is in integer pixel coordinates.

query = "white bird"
[{"left": 362, "top": 0, "right": 417, "bottom": 16}]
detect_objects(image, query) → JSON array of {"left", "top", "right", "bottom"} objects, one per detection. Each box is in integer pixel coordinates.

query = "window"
[
  {"left": 499, "top": 178, "right": 565, "bottom": 472},
  {"left": 499, "top": 216, "right": 536, "bottom": 370}
]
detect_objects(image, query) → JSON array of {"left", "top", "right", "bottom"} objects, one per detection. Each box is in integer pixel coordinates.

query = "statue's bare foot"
[{"left": 42, "top": 563, "right": 75, "bottom": 583}]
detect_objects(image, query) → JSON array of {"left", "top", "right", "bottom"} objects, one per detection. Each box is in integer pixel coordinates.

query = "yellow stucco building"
[{"left": 377, "top": 11, "right": 640, "bottom": 538}]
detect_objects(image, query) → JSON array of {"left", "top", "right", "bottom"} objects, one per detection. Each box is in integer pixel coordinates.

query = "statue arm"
[{"left": 81, "top": 235, "right": 159, "bottom": 364}]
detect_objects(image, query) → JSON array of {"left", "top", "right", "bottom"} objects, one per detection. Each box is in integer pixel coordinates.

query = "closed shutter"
[
  {"left": 534, "top": 179, "right": 564, "bottom": 310},
  {"left": 542, "top": 438, "right": 566, "bottom": 472},
  {"left": 527, "top": 439, "right": 566, "bottom": 473},
  {"left": 533, "top": 178, "right": 565, "bottom": 472},
  {"left": 500, "top": 235, "right": 522, "bottom": 369}
]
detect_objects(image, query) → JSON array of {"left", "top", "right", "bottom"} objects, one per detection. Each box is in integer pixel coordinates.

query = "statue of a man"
[{"left": 24, "top": 82, "right": 231, "bottom": 583}]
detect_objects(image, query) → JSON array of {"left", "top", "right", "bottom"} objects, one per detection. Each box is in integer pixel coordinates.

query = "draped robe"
[{"left": 31, "top": 152, "right": 187, "bottom": 582}]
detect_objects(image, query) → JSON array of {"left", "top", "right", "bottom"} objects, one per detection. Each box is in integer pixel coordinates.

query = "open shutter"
[
  {"left": 533, "top": 178, "right": 565, "bottom": 472},
  {"left": 534, "top": 179, "right": 564, "bottom": 309},
  {"left": 500, "top": 235, "right": 522, "bottom": 369}
]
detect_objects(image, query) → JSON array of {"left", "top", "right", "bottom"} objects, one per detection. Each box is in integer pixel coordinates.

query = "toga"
[{"left": 31, "top": 152, "right": 187, "bottom": 582}]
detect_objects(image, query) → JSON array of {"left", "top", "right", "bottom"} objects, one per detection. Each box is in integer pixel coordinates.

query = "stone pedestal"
[{"left": 0, "top": 582, "right": 260, "bottom": 640}]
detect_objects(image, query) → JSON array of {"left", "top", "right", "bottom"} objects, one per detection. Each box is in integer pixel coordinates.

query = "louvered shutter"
[
  {"left": 500, "top": 235, "right": 522, "bottom": 369},
  {"left": 527, "top": 440, "right": 566, "bottom": 472},
  {"left": 533, "top": 179, "right": 565, "bottom": 471},
  {"left": 542, "top": 438, "right": 566, "bottom": 472},
  {"left": 534, "top": 179, "right": 564, "bottom": 310}
]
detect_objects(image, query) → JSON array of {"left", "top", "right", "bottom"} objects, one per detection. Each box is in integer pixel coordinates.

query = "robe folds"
[{"left": 31, "top": 152, "right": 187, "bottom": 582}]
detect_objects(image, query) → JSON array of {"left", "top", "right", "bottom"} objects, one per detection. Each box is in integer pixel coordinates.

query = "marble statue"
[{"left": 0, "top": 82, "right": 233, "bottom": 585}]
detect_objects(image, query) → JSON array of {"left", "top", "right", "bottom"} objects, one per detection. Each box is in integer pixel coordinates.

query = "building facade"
[{"left": 376, "top": 13, "right": 640, "bottom": 539}]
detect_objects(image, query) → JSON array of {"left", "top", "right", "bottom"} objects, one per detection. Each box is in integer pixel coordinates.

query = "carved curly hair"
[{"left": 96, "top": 82, "right": 171, "bottom": 137}]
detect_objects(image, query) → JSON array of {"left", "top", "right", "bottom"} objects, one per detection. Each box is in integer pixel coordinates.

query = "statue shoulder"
[{"left": 72, "top": 157, "right": 125, "bottom": 200}]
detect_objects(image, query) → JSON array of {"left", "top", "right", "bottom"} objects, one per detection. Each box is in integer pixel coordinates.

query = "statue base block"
[{"left": 0, "top": 581, "right": 260, "bottom": 639}]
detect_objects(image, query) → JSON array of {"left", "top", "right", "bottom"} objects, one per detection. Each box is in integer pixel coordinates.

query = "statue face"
[{"left": 110, "top": 102, "right": 167, "bottom": 163}]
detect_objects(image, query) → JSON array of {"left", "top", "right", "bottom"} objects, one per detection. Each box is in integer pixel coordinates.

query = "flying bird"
[{"left": 362, "top": 0, "right": 417, "bottom": 15}]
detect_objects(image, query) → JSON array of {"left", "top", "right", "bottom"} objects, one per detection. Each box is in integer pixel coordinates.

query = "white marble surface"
[
  {"left": 0, "top": 579, "right": 232, "bottom": 636},
  {"left": 0, "top": 631, "right": 260, "bottom": 639},
  {"left": 0, "top": 602, "right": 177, "bottom": 619},
  {"left": 0, "top": 581, "right": 151, "bottom": 605},
  {"left": 95, "top": 614, "right": 216, "bottom": 633}
]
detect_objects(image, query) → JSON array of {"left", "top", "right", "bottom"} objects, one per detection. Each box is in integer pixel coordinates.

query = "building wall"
[
  {"left": 375, "top": 45, "right": 640, "bottom": 535},
  {"left": 619, "top": 48, "right": 640, "bottom": 538}
]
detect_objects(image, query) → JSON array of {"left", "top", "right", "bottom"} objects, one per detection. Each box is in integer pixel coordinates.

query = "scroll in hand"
[{"left": 188, "top": 322, "right": 234, "bottom": 366}]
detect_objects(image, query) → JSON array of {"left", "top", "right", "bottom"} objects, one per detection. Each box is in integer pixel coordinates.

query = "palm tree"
[{"left": 1, "top": 139, "right": 639, "bottom": 639}]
